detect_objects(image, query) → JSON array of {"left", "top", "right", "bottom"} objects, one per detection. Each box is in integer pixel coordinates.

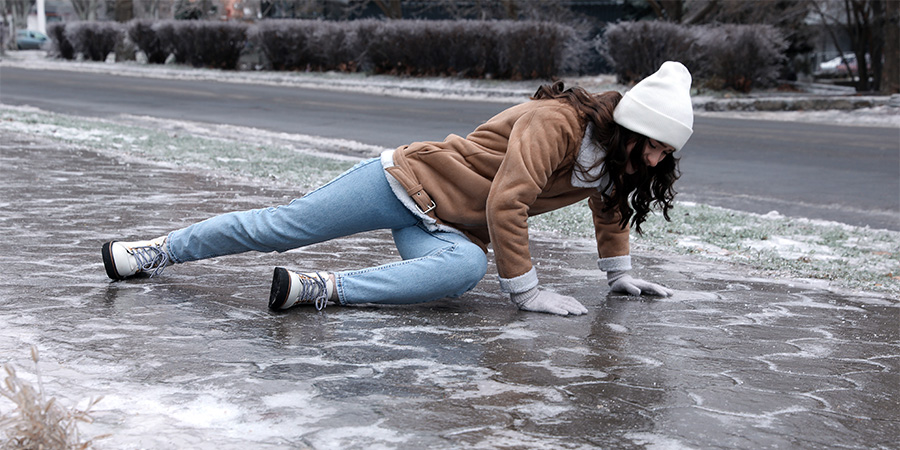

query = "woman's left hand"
[
  {"left": 510, "top": 286, "right": 588, "bottom": 316},
  {"left": 607, "top": 270, "right": 674, "bottom": 297}
]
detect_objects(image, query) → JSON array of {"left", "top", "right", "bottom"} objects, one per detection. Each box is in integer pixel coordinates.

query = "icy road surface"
[{"left": 0, "top": 133, "right": 897, "bottom": 449}]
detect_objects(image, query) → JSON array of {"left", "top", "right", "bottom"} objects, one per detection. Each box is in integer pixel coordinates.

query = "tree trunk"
[
  {"left": 115, "top": 0, "right": 134, "bottom": 22},
  {"left": 647, "top": 0, "right": 685, "bottom": 22},
  {"left": 373, "top": 0, "right": 402, "bottom": 19},
  {"left": 845, "top": 0, "right": 869, "bottom": 91},
  {"left": 6, "top": 0, "right": 28, "bottom": 50},
  {"left": 869, "top": 0, "right": 884, "bottom": 92},
  {"left": 882, "top": 0, "right": 900, "bottom": 93},
  {"left": 500, "top": 0, "right": 518, "bottom": 19},
  {"left": 816, "top": 1, "right": 858, "bottom": 85},
  {"left": 0, "top": 0, "right": 8, "bottom": 52}
]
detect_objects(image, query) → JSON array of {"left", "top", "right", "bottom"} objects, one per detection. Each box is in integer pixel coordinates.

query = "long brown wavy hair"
[{"left": 532, "top": 81, "right": 680, "bottom": 233}]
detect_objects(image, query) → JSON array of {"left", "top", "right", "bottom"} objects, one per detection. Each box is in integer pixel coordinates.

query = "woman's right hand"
[{"left": 607, "top": 270, "right": 674, "bottom": 297}]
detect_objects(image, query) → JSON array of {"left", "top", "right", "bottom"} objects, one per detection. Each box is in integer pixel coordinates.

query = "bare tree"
[
  {"left": 636, "top": 0, "right": 816, "bottom": 34},
  {"left": 1, "top": 0, "right": 30, "bottom": 51},
  {"left": 644, "top": 0, "right": 719, "bottom": 24},
  {"left": 371, "top": 0, "right": 401, "bottom": 19},
  {"left": 881, "top": 0, "right": 898, "bottom": 93},
  {"left": 814, "top": 0, "right": 895, "bottom": 92},
  {"left": 115, "top": 0, "right": 134, "bottom": 21},
  {"left": 708, "top": 1, "right": 816, "bottom": 79},
  {"left": 173, "top": 0, "right": 217, "bottom": 19},
  {"left": 339, "top": 0, "right": 402, "bottom": 19},
  {"left": 340, "top": 0, "right": 575, "bottom": 21},
  {"left": 640, "top": 0, "right": 814, "bottom": 79},
  {"left": 845, "top": 0, "right": 876, "bottom": 90},
  {"left": 441, "top": 0, "right": 575, "bottom": 21},
  {"left": 71, "top": 0, "right": 101, "bottom": 20},
  {"left": 646, "top": 0, "right": 684, "bottom": 22}
]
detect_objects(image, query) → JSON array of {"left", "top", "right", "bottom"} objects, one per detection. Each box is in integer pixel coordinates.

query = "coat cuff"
[
  {"left": 498, "top": 267, "right": 538, "bottom": 294},
  {"left": 598, "top": 255, "right": 631, "bottom": 272}
]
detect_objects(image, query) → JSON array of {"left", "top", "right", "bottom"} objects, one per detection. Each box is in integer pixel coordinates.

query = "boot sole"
[
  {"left": 268, "top": 267, "right": 291, "bottom": 310},
  {"left": 101, "top": 242, "right": 125, "bottom": 281}
]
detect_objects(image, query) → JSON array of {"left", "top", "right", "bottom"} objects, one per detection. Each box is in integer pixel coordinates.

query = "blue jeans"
[{"left": 165, "top": 158, "right": 488, "bottom": 306}]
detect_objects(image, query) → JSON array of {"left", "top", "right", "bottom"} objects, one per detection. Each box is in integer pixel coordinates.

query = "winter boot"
[
  {"left": 268, "top": 267, "right": 334, "bottom": 311},
  {"left": 102, "top": 236, "right": 171, "bottom": 280}
]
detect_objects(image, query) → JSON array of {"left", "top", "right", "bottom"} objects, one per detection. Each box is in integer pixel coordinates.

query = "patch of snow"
[
  {"left": 676, "top": 237, "right": 733, "bottom": 257},
  {"left": 741, "top": 236, "right": 841, "bottom": 261},
  {"left": 626, "top": 432, "right": 699, "bottom": 450},
  {"left": 116, "top": 114, "right": 386, "bottom": 160},
  {"left": 695, "top": 106, "right": 899, "bottom": 128}
]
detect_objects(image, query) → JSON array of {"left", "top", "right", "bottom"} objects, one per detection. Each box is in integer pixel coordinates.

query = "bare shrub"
[
  {"left": 0, "top": 347, "right": 107, "bottom": 450},
  {"left": 363, "top": 20, "right": 577, "bottom": 79},
  {"left": 54, "top": 18, "right": 584, "bottom": 79},
  {"left": 153, "top": 21, "right": 190, "bottom": 64},
  {"left": 46, "top": 23, "right": 74, "bottom": 60},
  {"left": 494, "top": 21, "right": 576, "bottom": 79},
  {"left": 189, "top": 21, "right": 248, "bottom": 69},
  {"left": 64, "top": 22, "right": 122, "bottom": 62},
  {"left": 598, "top": 20, "right": 699, "bottom": 84},
  {"left": 599, "top": 21, "right": 788, "bottom": 91},
  {"left": 127, "top": 19, "right": 167, "bottom": 64},
  {"left": 698, "top": 24, "right": 788, "bottom": 92},
  {"left": 307, "top": 20, "right": 361, "bottom": 71},
  {"left": 448, "top": 22, "right": 501, "bottom": 77},
  {"left": 253, "top": 19, "right": 581, "bottom": 79},
  {"left": 149, "top": 20, "right": 247, "bottom": 69},
  {"left": 253, "top": 20, "right": 361, "bottom": 72},
  {"left": 364, "top": 20, "right": 425, "bottom": 75}
]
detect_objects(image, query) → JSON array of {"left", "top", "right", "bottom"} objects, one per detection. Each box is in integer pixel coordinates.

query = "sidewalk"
[{"left": 1, "top": 129, "right": 896, "bottom": 449}]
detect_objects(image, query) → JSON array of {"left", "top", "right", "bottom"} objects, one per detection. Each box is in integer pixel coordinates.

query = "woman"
[{"left": 102, "top": 61, "right": 694, "bottom": 316}]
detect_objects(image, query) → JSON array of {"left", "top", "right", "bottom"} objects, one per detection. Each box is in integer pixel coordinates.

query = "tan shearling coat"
[{"left": 385, "top": 98, "right": 631, "bottom": 289}]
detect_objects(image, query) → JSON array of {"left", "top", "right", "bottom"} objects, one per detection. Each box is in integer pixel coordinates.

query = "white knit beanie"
[{"left": 613, "top": 61, "right": 694, "bottom": 151}]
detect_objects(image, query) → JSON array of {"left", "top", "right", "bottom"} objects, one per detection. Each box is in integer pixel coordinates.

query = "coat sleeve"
[
  {"left": 486, "top": 106, "right": 580, "bottom": 293},
  {"left": 588, "top": 193, "right": 632, "bottom": 272}
]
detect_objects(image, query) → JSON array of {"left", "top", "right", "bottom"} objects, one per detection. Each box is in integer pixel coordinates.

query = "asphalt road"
[{"left": 2, "top": 66, "right": 898, "bottom": 230}]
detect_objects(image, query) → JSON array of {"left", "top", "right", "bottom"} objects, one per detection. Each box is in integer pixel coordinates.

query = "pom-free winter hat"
[{"left": 613, "top": 61, "right": 694, "bottom": 151}]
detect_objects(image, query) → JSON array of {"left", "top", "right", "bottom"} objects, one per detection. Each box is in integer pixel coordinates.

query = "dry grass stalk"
[{"left": 0, "top": 346, "right": 108, "bottom": 450}]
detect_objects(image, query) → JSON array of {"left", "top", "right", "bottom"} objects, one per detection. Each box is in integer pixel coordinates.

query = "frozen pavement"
[{"left": 1, "top": 130, "right": 898, "bottom": 450}]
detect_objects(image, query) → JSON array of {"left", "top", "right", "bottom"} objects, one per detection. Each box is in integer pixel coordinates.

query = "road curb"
[{"left": 696, "top": 94, "right": 898, "bottom": 112}]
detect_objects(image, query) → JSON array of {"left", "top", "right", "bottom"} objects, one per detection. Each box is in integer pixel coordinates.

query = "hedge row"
[
  {"left": 47, "top": 19, "right": 789, "bottom": 89},
  {"left": 49, "top": 21, "right": 121, "bottom": 62},
  {"left": 150, "top": 21, "right": 248, "bottom": 69},
  {"left": 599, "top": 21, "right": 788, "bottom": 92},
  {"left": 255, "top": 19, "right": 581, "bottom": 79},
  {"left": 49, "top": 19, "right": 581, "bottom": 79}
]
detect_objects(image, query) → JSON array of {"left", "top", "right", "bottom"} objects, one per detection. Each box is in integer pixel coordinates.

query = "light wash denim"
[{"left": 165, "top": 158, "right": 488, "bottom": 306}]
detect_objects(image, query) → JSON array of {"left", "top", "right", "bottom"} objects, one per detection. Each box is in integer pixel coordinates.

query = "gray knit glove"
[
  {"left": 607, "top": 270, "right": 674, "bottom": 297},
  {"left": 510, "top": 286, "right": 588, "bottom": 316}
]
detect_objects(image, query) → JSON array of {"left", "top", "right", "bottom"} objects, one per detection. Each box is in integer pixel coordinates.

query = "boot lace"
[
  {"left": 130, "top": 245, "right": 170, "bottom": 278},
  {"left": 298, "top": 272, "right": 329, "bottom": 311}
]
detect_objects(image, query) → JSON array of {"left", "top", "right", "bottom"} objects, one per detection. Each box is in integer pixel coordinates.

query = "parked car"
[
  {"left": 16, "top": 29, "right": 48, "bottom": 50},
  {"left": 816, "top": 53, "right": 871, "bottom": 77}
]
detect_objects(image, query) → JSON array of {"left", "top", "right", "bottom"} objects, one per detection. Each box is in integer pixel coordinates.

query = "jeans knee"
[
  {"left": 445, "top": 244, "right": 487, "bottom": 296},
  {"left": 463, "top": 246, "right": 488, "bottom": 282}
]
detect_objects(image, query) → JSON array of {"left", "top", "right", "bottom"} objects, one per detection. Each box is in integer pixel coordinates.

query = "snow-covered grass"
[
  {"left": 532, "top": 202, "right": 899, "bottom": 295},
  {"left": 0, "top": 105, "right": 353, "bottom": 192},
  {"left": 1, "top": 104, "right": 897, "bottom": 298}
]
